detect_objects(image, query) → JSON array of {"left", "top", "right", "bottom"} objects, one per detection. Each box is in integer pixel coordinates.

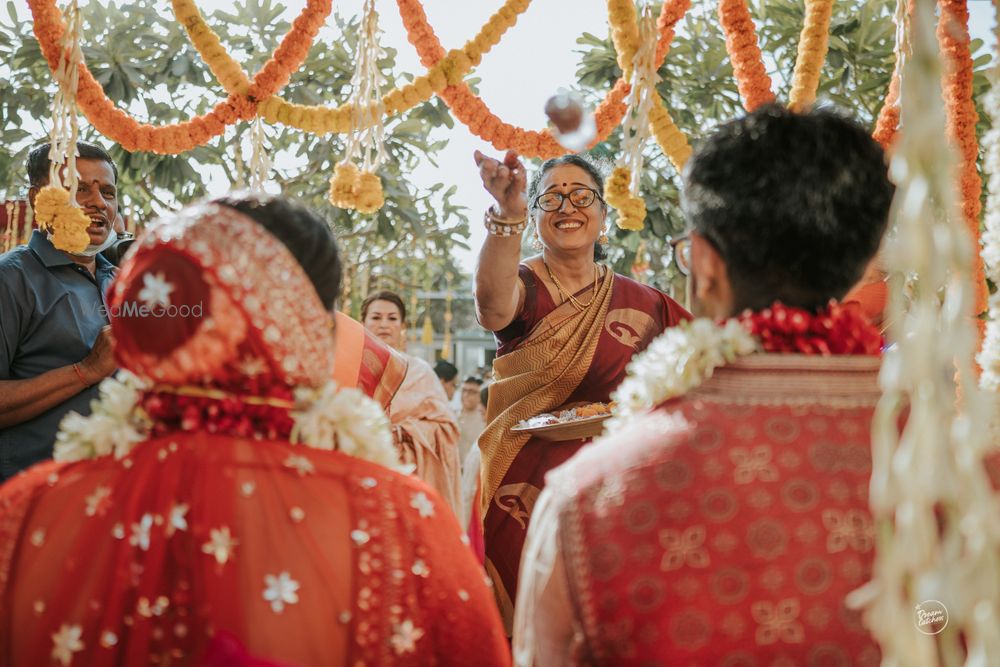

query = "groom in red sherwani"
[{"left": 513, "top": 105, "right": 895, "bottom": 666}]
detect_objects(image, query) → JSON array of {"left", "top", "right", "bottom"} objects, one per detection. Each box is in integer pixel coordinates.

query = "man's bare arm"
[{"left": 0, "top": 367, "right": 91, "bottom": 428}]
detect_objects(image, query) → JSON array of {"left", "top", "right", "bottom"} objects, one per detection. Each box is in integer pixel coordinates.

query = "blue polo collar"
[{"left": 28, "top": 229, "right": 114, "bottom": 274}]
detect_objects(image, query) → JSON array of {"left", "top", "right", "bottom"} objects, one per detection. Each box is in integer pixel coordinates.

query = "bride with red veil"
[{"left": 0, "top": 195, "right": 509, "bottom": 666}]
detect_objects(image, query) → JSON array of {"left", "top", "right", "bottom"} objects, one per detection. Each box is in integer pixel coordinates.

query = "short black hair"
[
  {"left": 480, "top": 384, "right": 489, "bottom": 409},
  {"left": 682, "top": 104, "right": 893, "bottom": 311},
  {"left": 434, "top": 360, "right": 458, "bottom": 382},
  {"left": 27, "top": 141, "right": 119, "bottom": 188},
  {"left": 527, "top": 153, "right": 609, "bottom": 262},
  {"left": 463, "top": 376, "right": 484, "bottom": 386},
  {"left": 361, "top": 290, "right": 407, "bottom": 323},
  {"left": 214, "top": 194, "right": 342, "bottom": 311}
]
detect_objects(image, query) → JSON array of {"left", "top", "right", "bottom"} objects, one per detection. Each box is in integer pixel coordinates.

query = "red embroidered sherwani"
[{"left": 513, "top": 354, "right": 883, "bottom": 666}]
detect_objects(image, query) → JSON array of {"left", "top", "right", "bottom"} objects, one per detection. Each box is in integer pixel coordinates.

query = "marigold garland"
[
  {"left": 248, "top": 0, "right": 531, "bottom": 134},
  {"left": 603, "top": 0, "right": 691, "bottom": 229},
  {"left": 646, "top": 0, "right": 692, "bottom": 173},
  {"left": 648, "top": 97, "right": 692, "bottom": 171},
  {"left": 608, "top": 0, "right": 641, "bottom": 79},
  {"left": 872, "top": 0, "right": 910, "bottom": 149},
  {"left": 718, "top": 0, "right": 775, "bottom": 111},
  {"left": 788, "top": 0, "right": 833, "bottom": 112},
  {"left": 29, "top": 0, "right": 330, "bottom": 153},
  {"left": 396, "top": 0, "right": 686, "bottom": 158},
  {"left": 938, "top": 0, "right": 987, "bottom": 334},
  {"left": 872, "top": 68, "right": 901, "bottom": 149}
]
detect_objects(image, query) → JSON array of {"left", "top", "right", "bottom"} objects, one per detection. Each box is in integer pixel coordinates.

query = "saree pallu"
[
  {"left": 480, "top": 269, "right": 609, "bottom": 631},
  {"left": 389, "top": 355, "right": 463, "bottom": 517},
  {"left": 333, "top": 314, "right": 461, "bottom": 516},
  {"left": 480, "top": 268, "right": 690, "bottom": 631},
  {"left": 332, "top": 312, "right": 407, "bottom": 411}
]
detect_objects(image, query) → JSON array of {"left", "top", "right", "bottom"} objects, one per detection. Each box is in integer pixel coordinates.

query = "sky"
[{"left": 11, "top": 0, "right": 999, "bottom": 273}]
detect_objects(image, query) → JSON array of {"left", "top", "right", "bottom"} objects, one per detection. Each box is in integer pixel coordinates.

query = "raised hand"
[{"left": 474, "top": 150, "right": 527, "bottom": 218}]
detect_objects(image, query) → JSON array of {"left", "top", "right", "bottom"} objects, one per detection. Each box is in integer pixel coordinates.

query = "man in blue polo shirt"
[{"left": 0, "top": 141, "right": 120, "bottom": 480}]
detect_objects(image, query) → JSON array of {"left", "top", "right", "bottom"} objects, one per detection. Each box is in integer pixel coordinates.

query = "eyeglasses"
[
  {"left": 669, "top": 232, "right": 692, "bottom": 276},
  {"left": 532, "top": 187, "right": 605, "bottom": 212}
]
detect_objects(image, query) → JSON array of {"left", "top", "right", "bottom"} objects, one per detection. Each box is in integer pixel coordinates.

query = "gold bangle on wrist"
[
  {"left": 483, "top": 206, "right": 527, "bottom": 237},
  {"left": 486, "top": 206, "right": 527, "bottom": 225}
]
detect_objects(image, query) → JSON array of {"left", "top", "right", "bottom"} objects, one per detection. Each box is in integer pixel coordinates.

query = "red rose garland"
[{"left": 738, "top": 301, "right": 883, "bottom": 355}]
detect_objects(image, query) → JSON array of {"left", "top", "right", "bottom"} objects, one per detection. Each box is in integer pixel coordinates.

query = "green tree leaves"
[{"left": 0, "top": 0, "right": 467, "bottom": 309}]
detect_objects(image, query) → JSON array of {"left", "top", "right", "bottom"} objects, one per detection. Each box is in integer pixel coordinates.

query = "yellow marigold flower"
[
  {"left": 34, "top": 186, "right": 91, "bottom": 253},
  {"left": 413, "top": 77, "right": 433, "bottom": 99},
  {"left": 354, "top": 171, "right": 385, "bottom": 214},
  {"left": 426, "top": 68, "right": 447, "bottom": 93},
  {"left": 649, "top": 102, "right": 692, "bottom": 172},
  {"left": 329, "top": 162, "right": 361, "bottom": 209},
  {"left": 402, "top": 86, "right": 421, "bottom": 107}
]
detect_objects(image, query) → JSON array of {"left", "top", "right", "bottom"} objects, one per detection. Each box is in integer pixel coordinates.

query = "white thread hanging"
[
  {"left": 48, "top": 0, "right": 84, "bottom": 198},
  {"left": 343, "top": 0, "right": 388, "bottom": 173}
]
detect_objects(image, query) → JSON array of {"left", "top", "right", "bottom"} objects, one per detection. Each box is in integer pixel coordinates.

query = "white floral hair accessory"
[{"left": 54, "top": 374, "right": 405, "bottom": 473}]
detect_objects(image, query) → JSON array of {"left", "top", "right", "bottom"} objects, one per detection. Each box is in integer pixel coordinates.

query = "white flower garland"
[
  {"left": 607, "top": 318, "right": 758, "bottom": 432},
  {"left": 54, "top": 374, "right": 403, "bottom": 473},
  {"left": 978, "top": 71, "right": 1000, "bottom": 391},
  {"left": 855, "top": 0, "right": 1000, "bottom": 661}
]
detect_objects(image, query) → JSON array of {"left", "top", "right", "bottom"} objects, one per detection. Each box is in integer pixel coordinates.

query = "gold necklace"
[{"left": 543, "top": 259, "right": 600, "bottom": 311}]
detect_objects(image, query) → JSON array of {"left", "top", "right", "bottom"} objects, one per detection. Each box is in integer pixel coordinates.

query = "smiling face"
[
  {"left": 362, "top": 299, "right": 405, "bottom": 350},
  {"left": 531, "top": 164, "right": 605, "bottom": 256}
]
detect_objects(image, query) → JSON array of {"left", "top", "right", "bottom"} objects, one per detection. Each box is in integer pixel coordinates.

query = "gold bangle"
[{"left": 485, "top": 206, "right": 527, "bottom": 225}]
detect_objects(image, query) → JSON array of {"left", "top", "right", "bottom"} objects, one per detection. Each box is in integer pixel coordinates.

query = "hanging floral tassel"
[
  {"left": 605, "top": 166, "right": 646, "bottom": 231},
  {"left": 852, "top": 0, "right": 1000, "bottom": 661},
  {"left": 328, "top": 162, "right": 361, "bottom": 208},
  {"left": 978, "top": 5, "right": 1000, "bottom": 388},
  {"left": 605, "top": 2, "right": 660, "bottom": 232},
  {"left": 36, "top": 0, "right": 90, "bottom": 253},
  {"left": 328, "top": 0, "right": 387, "bottom": 214}
]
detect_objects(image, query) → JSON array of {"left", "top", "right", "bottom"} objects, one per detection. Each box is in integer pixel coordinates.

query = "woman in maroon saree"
[{"left": 473, "top": 151, "right": 689, "bottom": 630}]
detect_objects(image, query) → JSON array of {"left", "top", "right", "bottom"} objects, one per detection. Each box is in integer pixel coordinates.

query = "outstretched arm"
[{"left": 474, "top": 150, "right": 529, "bottom": 332}]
